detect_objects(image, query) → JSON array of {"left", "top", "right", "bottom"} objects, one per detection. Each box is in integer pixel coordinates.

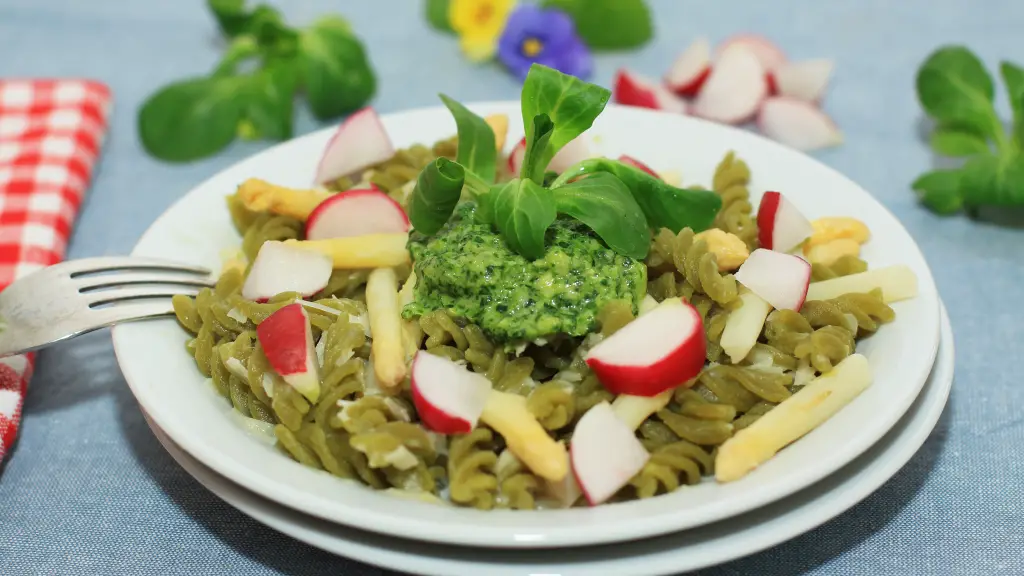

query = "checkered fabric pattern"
[{"left": 0, "top": 79, "right": 112, "bottom": 461}]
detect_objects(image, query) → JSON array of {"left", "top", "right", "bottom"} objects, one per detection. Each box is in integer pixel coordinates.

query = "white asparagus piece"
[
  {"left": 480, "top": 391, "right": 568, "bottom": 482},
  {"left": 366, "top": 268, "right": 407, "bottom": 389},
  {"left": 715, "top": 353, "right": 872, "bottom": 482},
  {"left": 806, "top": 265, "right": 917, "bottom": 303},
  {"left": 398, "top": 272, "right": 424, "bottom": 360},
  {"left": 720, "top": 290, "right": 773, "bottom": 363}
]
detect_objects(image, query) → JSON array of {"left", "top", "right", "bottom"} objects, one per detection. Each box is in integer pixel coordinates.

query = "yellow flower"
[{"left": 449, "top": 0, "right": 516, "bottom": 62}]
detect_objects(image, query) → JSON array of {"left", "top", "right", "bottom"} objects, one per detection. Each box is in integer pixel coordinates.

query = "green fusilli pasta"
[
  {"left": 448, "top": 428, "right": 499, "bottom": 510},
  {"left": 711, "top": 152, "right": 758, "bottom": 250},
  {"left": 810, "top": 254, "right": 868, "bottom": 281},
  {"left": 648, "top": 227, "right": 739, "bottom": 306}
]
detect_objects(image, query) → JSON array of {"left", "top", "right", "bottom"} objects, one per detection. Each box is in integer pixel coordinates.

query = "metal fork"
[{"left": 0, "top": 257, "right": 215, "bottom": 357}]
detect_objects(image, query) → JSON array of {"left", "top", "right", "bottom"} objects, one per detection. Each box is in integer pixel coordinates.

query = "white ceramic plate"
[
  {"left": 145, "top": 306, "right": 953, "bottom": 576},
  {"left": 113, "top": 102, "right": 941, "bottom": 548}
]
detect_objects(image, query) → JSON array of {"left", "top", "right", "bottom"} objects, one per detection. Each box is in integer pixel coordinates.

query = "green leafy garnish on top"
[
  {"left": 138, "top": 1, "right": 375, "bottom": 162},
  {"left": 913, "top": 46, "right": 1024, "bottom": 214},
  {"left": 407, "top": 63, "right": 723, "bottom": 261}
]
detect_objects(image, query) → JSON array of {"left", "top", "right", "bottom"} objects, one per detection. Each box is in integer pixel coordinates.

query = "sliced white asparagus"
[
  {"left": 805, "top": 265, "right": 918, "bottom": 303},
  {"left": 720, "top": 290, "right": 773, "bottom": 363},
  {"left": 366, "top": 268, "right": 406, "bottom": 389},
  {"left": 398, "top": 272, "right": 423, "bottom": 359},
  {"left": 715, "top": 353, "right": 872, "bottom": 482},
  {"left": 480, "top": 391, "right": 568, "bottom": 482}
]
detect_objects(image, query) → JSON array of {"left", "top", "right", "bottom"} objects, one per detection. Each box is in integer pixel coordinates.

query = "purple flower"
[{"left": 497, "top": 5, "right": 592, "bottom": 81}]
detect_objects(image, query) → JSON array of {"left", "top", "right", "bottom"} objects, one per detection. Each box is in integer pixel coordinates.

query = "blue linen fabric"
[{"left": 1, "top": 1, "right": 1023, "bottom": 574}]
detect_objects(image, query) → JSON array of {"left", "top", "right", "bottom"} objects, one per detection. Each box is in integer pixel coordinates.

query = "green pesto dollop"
[{"left": 404, "top": 203, "right": 647, "bottom": 342}]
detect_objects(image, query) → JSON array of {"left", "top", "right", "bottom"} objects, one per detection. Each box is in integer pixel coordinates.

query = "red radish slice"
[
  {"left": 241, "top": 241, "right": 333, "bottom": 302},
  {"left": 571, "top": 401, "right": 650, "bottom": 506},
  {"left": 305, "top": 188, "right": 410, "bottom": 241},
  {"left": 757, "top": 191, "right": 813, "bottom": 253},
  {"left": 734, "top": 249, "right": 811, "bottom": 311},
  {"left": 410, "top": 352, "right": 492, "bottom": 434},
  {"left": 758, "top": 97, "right": 843, "bottom": 151},
  {"left": 691, "top": 45, "right": 767, "bottom": 124},
  {"left": 774, "top": 59, "right": 833, "bottom": 102},
  {"left": 717, "top": 34, "right": 787, "bottom": 73},
  {"left": 618, "top": 155, "right": 660, "bottom": 178},
  {"left": 585, "top": 298, "right": 706, "bottom": 397},
  {"left": 665, "top": 37, "right": 712, "bottom": 97},
  {"left": 613, "top": 69, "right": 688, "bottom": 114},
  {"left": 257, "top": 303, "right": 320, "bottom": 402},
  {"left": 507, "top": 135, "right": 591, "bottom": 176},
  {"left": 314, "top": 108, "right": 395, "bottom": 185}
]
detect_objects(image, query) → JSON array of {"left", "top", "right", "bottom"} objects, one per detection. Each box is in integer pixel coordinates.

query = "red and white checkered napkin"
[{"left": 0, "top": 79, "right": 112, "bottom": 461}]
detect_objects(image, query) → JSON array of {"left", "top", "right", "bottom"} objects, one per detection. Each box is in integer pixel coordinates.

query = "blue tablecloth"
[{"left": 1, "top": 1, "right": 1022, "bottom": 574}]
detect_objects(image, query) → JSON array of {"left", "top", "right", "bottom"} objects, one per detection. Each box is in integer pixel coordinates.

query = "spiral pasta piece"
[
  {"left": 448, "top": 428, "right": 500, "bottom": 510},
  {"left": 630, "top": 440, "right": 715, "bottom": 498},
  {"left": 711, "top": 152, "right": 758, "bottom": 250},
  {"left": 496, "top": 451, "right": 542, "bottom": 510},
  {"left": 526, "top": 381, "right": 576, "bottom": 431},
  {"left": 648, "top": 228, "right": 738, "bottom": 306},
  {"left": 801, "top": 289, "right": 895, "bottom": 335},
  {"left": 810, "top": 255, "right": 868, "bottom": 282}
]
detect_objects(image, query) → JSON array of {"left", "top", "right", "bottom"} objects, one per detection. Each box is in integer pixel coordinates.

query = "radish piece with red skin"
[
  {"left": 305, "top": 188, "right": 410, "bottom": 241},
  {"left": 717, "top": 34, "right": 787, "bottom": 73},
  {"left": 758, "top": 97, "right": 843, "bottom": 152},
  {"left": 613, "top": 69, "right": 688, "bottom": 114},
  {"left": 774, "top": 59, "right": 833, "bottom": 103},
  {"left": 691, "top": 45, "right": 767, "bottom": 124},
  {"left": 257, "top": 303, "right": 321, "bottom": 402},
  {"left": 585, "top": 298, "right": 706, "bottom": 397},
  {"left": 241, "top": 241, "right": 332, "bottom": 302},
  {"left": 507, "top": 135, "right": 592, "bottom": 176},
  {"left": 735, "top": 249, "right": 811, "bottom": 311},
  {"left": 756, "top": 191, "right": 814, "bottom": 253},
  {"left": 314, "top": 108, "right": 395, "bottom": 185},
  {"left": 665, "top": 37, "right": 712, "bottom": 97},
  {"left": 618, "top": 155, "right": 660, "bottom": 178},
  {"left": 570, "top": 401, "right": 650, "bottom": 506},
  {"left": 410, "top": 352, "right": 492, "bottom": 434}
]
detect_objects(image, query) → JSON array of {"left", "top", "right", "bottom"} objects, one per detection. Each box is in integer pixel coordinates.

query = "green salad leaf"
[
  {"left": 540, "top": 0, "right": 653, "bottom": 50},
  {"left": 520, "top": 113, "right": 555, "bottom": 183},
  {"left": 439, "top": 95, "right": 497, "bottom": 183},
  {"left": 913, "top": 46, "right": 1024, "bottom": 214},
  {"left": 300, "top": 17, "right": 376, "bottom": 120},
  {"left": 208, "top": 0, "right": 252, "bottom": 37},
  {"left": 241, "top": 61, "right": 298, "bottom": 141},
  {"left": 410, "top": 158, "right": 466, "bottom": 235},
  {"left": 425, "top": 0, "right": 455, "bottom": 33},
  {"left": 520, "top": 64, "right": 610, "bottom": 174},
  {"left": 138, "top": 76, "right": 246, "bottom": 162},
  {"left": 550, "top": 173, "right": 649, "bottom": 259},
  {"left": 491, "top": 179, "right": 558, "bottom": 260},
  {"left": 552, "top": 158, "right": 722, "bottom": 233}
]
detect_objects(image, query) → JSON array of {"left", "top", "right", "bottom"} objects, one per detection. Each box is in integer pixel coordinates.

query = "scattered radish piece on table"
[
  {"left": 241, "top": 241, "right": 332, "bottom": 302},
  {"left": 756, "top": 190, "right": 814, "bottom": 252},
  {"left": 314, "top": 107, "right": 395, "bottom": 186},
  {"left": 585, "top": 298, "right": 706, "bottom": 396},
  {"left": 665, "top": 37, "right": 712, "bottom": 97},
  {"left": 618, "top": 155, "right": 660, "bottom": 178},
  {"left": 507, "top": 135, "right": 591, "bottom": 176},
  {"left": 716, "top": 34, "right": 786, "bottom": 92},
  {"left": 758, "top": 97, "right": 843, "bottom": 151},
  {"left": 257, "top": 303, "right": 321, "bottom": 402},
  {"left": 734, "top": 249, "right": 811, "bottom": 311},
  {"left": 305, "top": 188, "right": 410, "bottom": 240},
  {"left": 410, "top": 352, "right": 492, "bottom": 434},
  {"left": 691, "top": 44, "right": 767, "bottom": 124},
  {"left": 571, "top": 401, "right": 650, "bottom": 505},
  {"left": 773, "top": 59, "right": 834, "bottom": 102},
  {"left": 613, "top": 69, "right": 688, "bottom": 114}
]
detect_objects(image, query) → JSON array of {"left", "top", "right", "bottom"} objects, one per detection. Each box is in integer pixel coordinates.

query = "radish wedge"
[
  {"left": 734, "top": 249, "right": 811, "bottom": 311},
  {"left": 257, "top": 303, "right": 320, "bottom": 402},
  {"left": 314, "top": 108, "right": 395, "bottom": 185},
  {"left": 692, "top": 44, "right": 767, "bottom": 124},
  {"left": 757, "top": 190, "right": 813, "bottom": 253},
  {"left": 571, "top": 401, "right": 650, "bottom": 506},
  {"left": 717, "top": 34, "right": 787, "bottom": 73},
  {"left": 585, "top": 298, "right": 706, "bottom": 396},
  {"left": 305, "top": 188, "right": 410, "bottom": 241},
  {"left": 410, "top": 352, "right": 492, "bottom": 434},
  {"left": 507, "top": 135, "right": 591, "bottom": 176},
  {"left": 774, "top": 59, "right": 833, "bottom": 102},
  {"left": 241, "top": 241, "right": 332, "bottom": 302},
  {"left": 665, "top": 37, "right": 712, "bottom": 97},
  {"left": 758, "top": 97, "right": 843, "bottom": 151},
  {"left": 613, "top": 69, "right": 688, "bottom": 114},
  {"left": 618, "top": 155, "right": 660, "bottom": 178},
  {"left": 806, "top": 265, "right": 918, "bottom": 304}
]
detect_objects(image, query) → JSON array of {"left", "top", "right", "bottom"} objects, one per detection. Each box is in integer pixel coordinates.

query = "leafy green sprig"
[
  {"left": 408, "top": 64, "right": 721, "bottom": 261},
  {"left": 138, "top": 0, "right": 375, "bottom": 162},
  {"left": 913, "top": 46, "right": 1024, "bottom": 214}
]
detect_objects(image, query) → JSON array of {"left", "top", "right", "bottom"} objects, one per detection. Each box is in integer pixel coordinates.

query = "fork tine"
[
  {"left": 75, "top": 271, "right": 215, "bottom": 291},
  {"left": 58, "top": 256, "right": 212, "bottom": 277},
  {"left": 89, "top": 300, "right": 179, "bottom": 328},
  {"left": 86, "top": 286, "right": 201, "bottom": 307}
]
